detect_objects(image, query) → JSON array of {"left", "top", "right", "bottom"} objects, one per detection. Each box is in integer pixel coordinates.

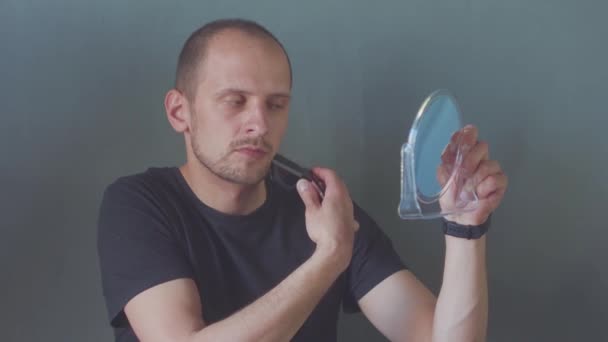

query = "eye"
[
  {"left": 267, "top": 98, "right": 289, "bottom": 111},
  {"left": 269, "top": 102, "right": 285, "bottom": 110},
  {"left": 223, "top": 95, "right": 245, "bottom": 108}
]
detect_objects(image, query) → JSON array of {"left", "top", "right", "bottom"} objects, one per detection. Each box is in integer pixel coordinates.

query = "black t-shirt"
[{"left": 97, "top": 167, "right": 406, "bottom": 341}]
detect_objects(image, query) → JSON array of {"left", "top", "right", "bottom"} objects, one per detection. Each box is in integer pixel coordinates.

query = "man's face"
[{"left": 186, "top": 30, "right": 291, "bottom": 185}]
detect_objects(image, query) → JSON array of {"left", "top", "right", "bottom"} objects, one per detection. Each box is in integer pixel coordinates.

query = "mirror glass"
[{"left": 398, "top": 89, "right": 478, "bottom": 220}]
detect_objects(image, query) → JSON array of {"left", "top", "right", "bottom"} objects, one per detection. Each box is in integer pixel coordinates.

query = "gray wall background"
[{"left": 2, "top": 0, "right": 607, "bottom": 341}]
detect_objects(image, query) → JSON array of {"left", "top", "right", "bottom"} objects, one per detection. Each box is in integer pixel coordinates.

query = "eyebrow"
[{"left": 215, "top": 88, "right": 291, "bottom": 99}]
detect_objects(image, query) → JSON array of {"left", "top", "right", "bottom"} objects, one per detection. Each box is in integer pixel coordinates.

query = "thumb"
[
  {"left": 297, "top": 179, "right": 320, "bottom": 211},
  {"left": 437, "top": 163, "right": 450, "bottom": 187}
]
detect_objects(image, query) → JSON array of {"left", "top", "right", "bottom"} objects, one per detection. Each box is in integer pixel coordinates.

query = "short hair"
[{"left": 175, "top": 18, "right": 293, "bottom": 100}]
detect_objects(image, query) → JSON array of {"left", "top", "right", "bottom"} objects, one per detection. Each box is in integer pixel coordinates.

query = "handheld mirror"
[{"left": 398, "top": 89, "right": 479, "bottom": 219}]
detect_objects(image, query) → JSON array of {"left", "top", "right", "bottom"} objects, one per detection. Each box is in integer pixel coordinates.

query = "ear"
[{"left": 164, "top": 89, "right": 190, "bottom": 133}]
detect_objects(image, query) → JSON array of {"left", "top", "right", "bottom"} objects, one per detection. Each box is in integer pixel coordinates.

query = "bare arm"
[
  {"left": 125, "top": 168, "right": 359, "bottom": 342},
  {"left": 126, "top": 246, "right": 346, "bottom": 342},
  {"left": 357, "top": 270, "right": 436, "bottom": 342},
  {"left": 359, "top": 236, "right": 487, "bottom": 342},
  {"left": 360, "top": 126, "right": 507, "bottom": 342},
  {"left": 433, "top": 236, "right": 488, "bottom": 341}
]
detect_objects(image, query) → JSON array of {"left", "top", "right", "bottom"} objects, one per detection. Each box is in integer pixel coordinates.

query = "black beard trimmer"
[{"left": 271, "top": 154, "right": 326, "bottom": 198}]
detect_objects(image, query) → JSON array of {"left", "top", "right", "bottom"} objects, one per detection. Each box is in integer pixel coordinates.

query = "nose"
[{"left": 244, "top": 100, "right": 269, "bottom": 136}]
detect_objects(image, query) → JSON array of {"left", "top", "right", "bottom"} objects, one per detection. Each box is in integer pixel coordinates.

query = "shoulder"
[
  {"left": 105, "top": 167, "right": 177, "bottom": 196},
  {"left": 99, "top": 167, "right": 183, "bottom": 228},
  {"left": 350, "top": 202, "right": 399, "bottom": 252},
  {"left": 102, "top": 167, "right": 182, "bottom": 206}
]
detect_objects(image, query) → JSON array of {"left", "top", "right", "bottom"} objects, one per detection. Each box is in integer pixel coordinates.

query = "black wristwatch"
[{"left": 442, "top": 215, "right": 492, "bottom": 240}]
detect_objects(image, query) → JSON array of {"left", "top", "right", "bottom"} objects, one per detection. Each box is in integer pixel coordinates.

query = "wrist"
[
  {"left": 312, "top": 242, "right": 352, "bottom": 274},
  {"left": 445, "top": 234, "right": 487, "bottom": 248},
  {"left": 444, "top": 234, "right": 487, "bottom": 271},
  {"left": 442, "top": 214, "right": 491, "bottom": 240}
]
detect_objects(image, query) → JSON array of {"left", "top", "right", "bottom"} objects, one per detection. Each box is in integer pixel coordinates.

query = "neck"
[{"left": 179, "top": 160, "right": 267, "bottom": 215}]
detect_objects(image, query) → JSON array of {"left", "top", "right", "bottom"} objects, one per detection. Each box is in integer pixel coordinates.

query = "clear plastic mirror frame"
[{"left": 398, "top": 89, "right": 479, "bottom": 220}]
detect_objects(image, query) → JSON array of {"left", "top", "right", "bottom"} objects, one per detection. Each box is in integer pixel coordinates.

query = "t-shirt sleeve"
[
  {"left": 97, "top": 178, "right": 194, "bottom": 327},
  {"left": 342, "top": 204, "right": 407, "bottom": 313}
]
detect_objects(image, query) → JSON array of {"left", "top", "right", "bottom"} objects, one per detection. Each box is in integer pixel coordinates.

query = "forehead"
[{"left": 196, "top": 30, "right": 291, "bottom": 95}]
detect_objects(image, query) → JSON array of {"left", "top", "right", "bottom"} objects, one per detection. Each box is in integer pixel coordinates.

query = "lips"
[
  {"left": 237, "top": 145, "right": 267, "bottom": 152},
  {"left": 235, "top": 146, "right": 269, "bottom": 158}
]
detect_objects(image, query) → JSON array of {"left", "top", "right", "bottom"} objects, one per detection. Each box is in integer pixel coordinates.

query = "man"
[{"left": 97, "top": 18, "right": 508, "bottom": 342}]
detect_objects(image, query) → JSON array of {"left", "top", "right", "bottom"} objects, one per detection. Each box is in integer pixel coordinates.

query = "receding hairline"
[{"left": 174, "top": 19, "right": 293, "bottom": 100}]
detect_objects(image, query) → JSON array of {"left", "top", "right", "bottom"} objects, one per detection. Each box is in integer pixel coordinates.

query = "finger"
[
  {"left": 473, "top": 160, "right": 502, "bottom": 185},
  {"left": 460, "top": 124, "right": 479, "bottom": 148},
  {"left": 486, "top": 186, "right": 507, "bottom": 208},
  {"left": 461, "top": 140, "right": 489, "bottom": 175},
  {"left": 476, "top": 173, "right": 508, "bottom": 199},
  {"left": 311, "top": 167, "right": 348, "bottom": 198},
  {"left": 297, "top": 179, "right": 321, "bottom": 210},
  {"left": 442, "top": 125, "right": 478, "bottom": 167},
  {"left": 440, "top": 141, "right": 457, "bottom": 166},
  {"left": 441, "top": 130, "right": 461, "bottom": 163},
  {"left": 436, "top": 163, "right": 450, "bottom": 186},
  {"left": 353, "top": 219, "right": 360, "bottom": 232},
  {"left": 450, "top": 127, "right": 464, "bottom": 144},
  {"left": 442, "top": 127, "right": 467, "bottom": 161}
]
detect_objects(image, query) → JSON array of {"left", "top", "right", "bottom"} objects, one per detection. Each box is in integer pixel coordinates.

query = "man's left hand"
[{"left": 439, "top": 125, "right": 509, "bottom": 226}]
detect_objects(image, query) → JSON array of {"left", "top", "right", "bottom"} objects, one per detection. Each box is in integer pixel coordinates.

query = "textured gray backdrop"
[{"left": 2, "top": 0, "right": 606, "bottom": 341}]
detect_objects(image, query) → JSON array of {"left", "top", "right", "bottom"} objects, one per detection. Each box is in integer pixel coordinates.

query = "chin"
[
  {"left": 217, "top": 160, "right": 271, "bottom": 186},
  {"left": 241, "top": 163, "right": 272, "bottom": 185}
]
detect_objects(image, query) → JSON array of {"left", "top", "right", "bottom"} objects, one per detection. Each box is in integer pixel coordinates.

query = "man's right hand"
[{"left": 296, "top": 167, "right": 359, "bottom": 273}]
